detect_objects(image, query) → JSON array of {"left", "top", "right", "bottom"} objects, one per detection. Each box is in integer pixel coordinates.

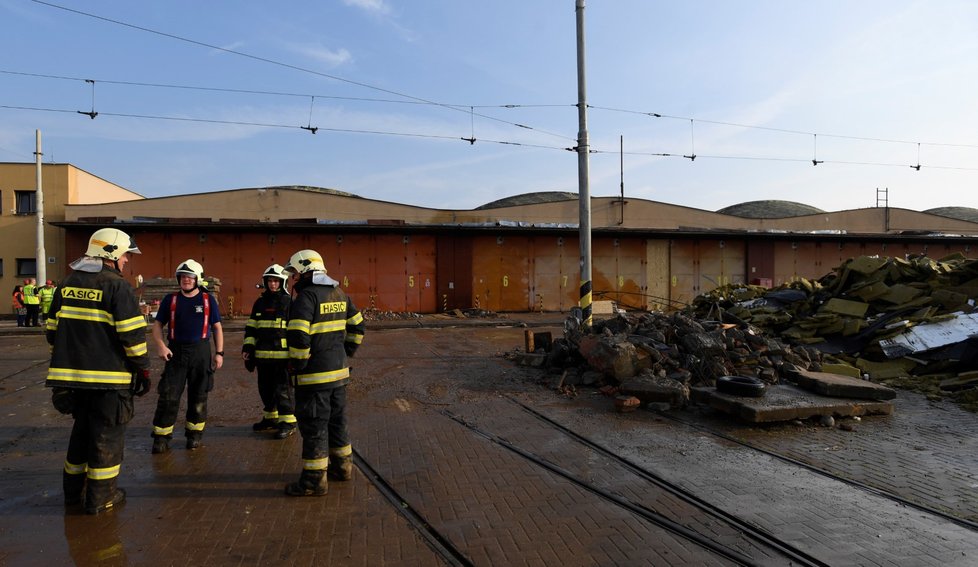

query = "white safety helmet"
[
  {"left": 175, "top": 259, "right": 204, "bottom": 282},
  {"left": 86, "top": 228, "right": 141, "bottom": 260},
  {"left": 285, "top": 249, "right": 326, "bottom": 275},
  {"left": 262, "top": 264, "right": 289, "bottom": 288}
]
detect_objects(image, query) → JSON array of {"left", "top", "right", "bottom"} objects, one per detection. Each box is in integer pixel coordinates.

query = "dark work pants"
[
  {"left": 64, "top": 390, "right": 134, "bottom": 501},
  {"left": 295, "top": 386, "right": 349, "bottom": 467},
  {"left": 256, "top": 361, "right": 294, "bottom": 417},
  {"left": 153, "top": 341, "right": 213, "bottom": 439},
  {"left": 25, "top": 304, "right": 40, "bottom": 327}
]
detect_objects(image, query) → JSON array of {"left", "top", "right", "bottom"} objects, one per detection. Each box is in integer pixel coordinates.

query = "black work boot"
[
  {"left": 284, "top": 470, "right": 327, "bottom": 496},
  {"left": 151, "top": 436, "right": 170, "bottom": 454},
  {"left": 274, "top": 422, "right": 296, "bottom": 439},
  {"left": 186, "top": 433, "right": 202, "bottom": 450},
  {"left": 85, "top": 479, "right": 126, "bottom": 515},
  {"left": 327, "top": 456, "right": 354, "bottom": 481},
  {"left": 63, "top": 470, "right": 86, "bottom": 506},
  {"left": 252, "top": 417, "right": 278, "bottom": 432}
]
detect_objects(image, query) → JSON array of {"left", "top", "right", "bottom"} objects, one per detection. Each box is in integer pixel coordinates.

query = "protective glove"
[
  {"left": 51, "top": 387, "right": 75, "bottom": 415},
  {"left": 245, "top": 358, "right": 256, "bottom": 372},
  {"left": 133, "top": 369, "right": 152, "bottom": 397},
  {"left": 344, "top": 343, "right": 357, "bottom": 358}
]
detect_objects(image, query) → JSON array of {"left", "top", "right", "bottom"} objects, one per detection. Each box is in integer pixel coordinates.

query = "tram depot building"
[{"left": 4, "top": 162, "right": 978, "bottom": 317}]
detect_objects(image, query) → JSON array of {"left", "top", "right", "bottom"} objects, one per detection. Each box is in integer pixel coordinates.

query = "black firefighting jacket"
[
  {"left": 243, "top": 289, "right": 291, "bottom": 362},
  {"left": 286, "top": 273, "right": 364, "bottom": 389},
  {"left": 46, "top": 263, "right": 150, "bottom": 389}
]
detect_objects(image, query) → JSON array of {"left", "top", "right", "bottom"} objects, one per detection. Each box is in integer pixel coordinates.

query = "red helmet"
[{"left": 46, "top": 280, "right": 53, "bottom": 286}]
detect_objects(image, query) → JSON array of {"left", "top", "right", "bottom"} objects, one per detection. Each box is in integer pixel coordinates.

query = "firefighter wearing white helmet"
[
  {"left": 150, "top": 258, "right": 224, "bottom": 454},
  {"left": 242, "top": 264, "right": 296, "bottom": 439},
  {"left": 45, "top": 227, "right": 150, "bottom": 514},
  {"left": 86, "top": 227, "right": 142, "bottom": 261},
  {"left": 284, "top": 249, "right": 326, "bottom": 275},
  {"left": 283, "top": 249, "right": 365, "bottom": 496}
]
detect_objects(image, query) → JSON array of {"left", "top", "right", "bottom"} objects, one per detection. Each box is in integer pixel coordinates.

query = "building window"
[
  {"left": 15, "top": 191, "right": 36, "bottom": 215},
  {"left": 16, "top": 258, "right": 36, "bottom": 277}
]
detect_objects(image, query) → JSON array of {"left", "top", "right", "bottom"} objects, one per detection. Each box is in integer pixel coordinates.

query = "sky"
[{"left": 2, "top": 0, "right": 977, "bottom": 213}]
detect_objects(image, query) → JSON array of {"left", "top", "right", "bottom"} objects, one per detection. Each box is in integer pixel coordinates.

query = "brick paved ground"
[{"left": 0, "top": 317, "right": 976, "bottom": 566}]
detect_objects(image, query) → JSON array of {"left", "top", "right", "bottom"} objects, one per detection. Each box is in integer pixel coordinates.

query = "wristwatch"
[{"left": 215, "top": 351, "right": 224, "bottom": 356}]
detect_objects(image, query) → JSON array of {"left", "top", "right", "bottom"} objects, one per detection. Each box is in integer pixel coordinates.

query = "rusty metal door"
[
  {"left": 669, "top": 240, "right": 699, "bottom": 308},
  {"left": 646, "top": 239, "right": 671, "bottom": 312},
  {"left": 697, "top": 239, "right": 745, "bottom": 291},
  {"left": 530, "top": 236, "right": 577, "bottom": 312},
  {"left": 402, "top": 234, "right": 437, "bottom": 313},
  {"left": 471, "top": 235, "right": 530, "bottom": 312},
  {"left": 436, "top": 236, "right": 473, "bottom": 312}
]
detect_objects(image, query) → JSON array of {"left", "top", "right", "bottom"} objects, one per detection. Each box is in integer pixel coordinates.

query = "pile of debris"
[
  {"left": 522, "top": 309, "right": 828, "bottom": 409},
  {"left": 520, "top": 253, "right": 978, "bottom": 413},
  {"left": 688, "top": 253, "right": 978, "bottom": 411}
]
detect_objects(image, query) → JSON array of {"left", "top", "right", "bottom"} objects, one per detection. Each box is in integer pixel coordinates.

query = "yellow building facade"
[{"left": 1, "top": 162, "right": 143, "bottom": 311}]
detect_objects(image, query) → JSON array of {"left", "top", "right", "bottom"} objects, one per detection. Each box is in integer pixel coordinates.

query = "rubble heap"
[
  {"left": 690, "top": 253, "right": 978, "bottom": 353},
  {"left": 533, "top": 310, "right": 826, "bottom": 408}
]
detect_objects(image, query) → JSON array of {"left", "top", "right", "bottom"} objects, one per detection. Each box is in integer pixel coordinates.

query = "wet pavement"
[{"left": 0, "top": 314, "right": 977, "bottom": 566}]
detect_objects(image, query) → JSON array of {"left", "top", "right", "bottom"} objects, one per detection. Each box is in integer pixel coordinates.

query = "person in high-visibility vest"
[
  {"left": 38, "top": 279, "right": 56, "bottom": 322},
  {"left": 22, "top": 278, "right": 40, "bottom": 327}
]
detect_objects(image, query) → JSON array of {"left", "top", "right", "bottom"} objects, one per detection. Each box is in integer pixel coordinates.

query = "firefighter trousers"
[
  {"left": 152, "top": 341, "right": 214, "bottom": 439},
  {"left": 256, "top": 361, "right": 294, "bottom": 419},
  {"left": 63, "top": 389, "right": 134, "bottom": 502},
  {"left": 295, "top": 386, "right": 350, "bottom": 470}
]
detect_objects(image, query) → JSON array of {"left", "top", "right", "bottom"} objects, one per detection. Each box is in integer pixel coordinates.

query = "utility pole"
[
  {"left": 35, "top": 130, "right": 46, "bottom": 285},
  {"left": 575, "top": 0, "right": 593, "bottom": 328}
]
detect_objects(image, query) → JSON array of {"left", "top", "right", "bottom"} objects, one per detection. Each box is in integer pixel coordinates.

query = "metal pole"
[
  {"left": 576, "top": 0, "right": 593, "bottom": 328},
  {"left": 35, "top": 130, "right": 47, "bottom": 285}
]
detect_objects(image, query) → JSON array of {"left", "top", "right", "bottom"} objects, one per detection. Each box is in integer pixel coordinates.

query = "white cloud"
[
  {"left": 343, "top": 0, "right": 392, "bottom": 16},
  {"left": 288, "top": 44, "right": 353, "bottom": 68}
]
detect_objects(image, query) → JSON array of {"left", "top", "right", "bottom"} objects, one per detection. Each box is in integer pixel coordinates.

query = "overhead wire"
[
  {"left": 26, "top": 1, "right": 576, "bottom": 143},
  {"left": 12, "top": 2, "right": 978, "bottom": 175}
]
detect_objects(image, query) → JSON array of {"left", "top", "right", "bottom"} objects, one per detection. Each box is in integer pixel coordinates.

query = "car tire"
[{"left": 716, "top": 375, "right": 767, "bottom": 397}]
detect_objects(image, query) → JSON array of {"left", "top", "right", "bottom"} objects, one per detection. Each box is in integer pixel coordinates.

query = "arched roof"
[
  {"left": 717, "top": 200, "right": 825, "bottom": 218},
  {"left": 924, "top": 207, "right": 978, "bottom": 223},
  {"left": 476, "top": 191, "right": 578, "bottom": 210}
]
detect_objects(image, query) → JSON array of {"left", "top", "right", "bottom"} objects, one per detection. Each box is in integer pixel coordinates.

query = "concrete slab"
[
  {"left": 787, "top": 367, "right": 897, "bottom": 400},
  {"left": 691, "top": 383, "right": 894, "bottom": 423}
]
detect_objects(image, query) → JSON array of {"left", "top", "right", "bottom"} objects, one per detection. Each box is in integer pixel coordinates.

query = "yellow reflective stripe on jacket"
[
  {"left": 243, "top": 336, "right": 257, "bottom": 346},
  {"left": 57, "top": 305, "right": 114, "bottom": 325},
  {"left": 289, "top": 346, "right": 311, "bottom": 360},
  {"left": 348, "top": 312, "right": 364, "bottom": 325},
  {"left": 253, "top": 319, "right": 286, "bottom": 329},
  {"left": 124, "top": 342, "right": 148, "bottom": 357},
  {"left": 47, "top": 367, "right": 132, "bottom": 385},
  {"left": 347, "top": 332, "right": 364, "bottom": 345},
  {"left": 303, "top": 457, "right": 329, "bottom": 471},
  {"left": 287, "top": 319, "right": 311, "bottom": 333},
  {"left": 255, "top": 350, "right": 289, "bottom": 359},
  {"left": 295, "top": 367, "right": 349, "bottom": 387},
  {"left": 46, "top": 317, "right": 58, "bottom": 331},
  {"left": 115, "top": 315, "right": 147, "bottom": 333},
  {"left": 87, "top": 464, "right": 121, "bottom": 480},
  {"left": 310, "top": 320, "right": 346, "bottom": 334}
]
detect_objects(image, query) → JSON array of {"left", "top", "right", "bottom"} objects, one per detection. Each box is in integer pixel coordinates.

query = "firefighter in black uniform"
[
  {"left": 46, "top": 227, "right": 151, "bottom": 514},
  {"left": 243, "top": 264, "right": 296, "bottom": 439},
  {"left": 283, "top": 249, "right": 365, "bottom": 496}
]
